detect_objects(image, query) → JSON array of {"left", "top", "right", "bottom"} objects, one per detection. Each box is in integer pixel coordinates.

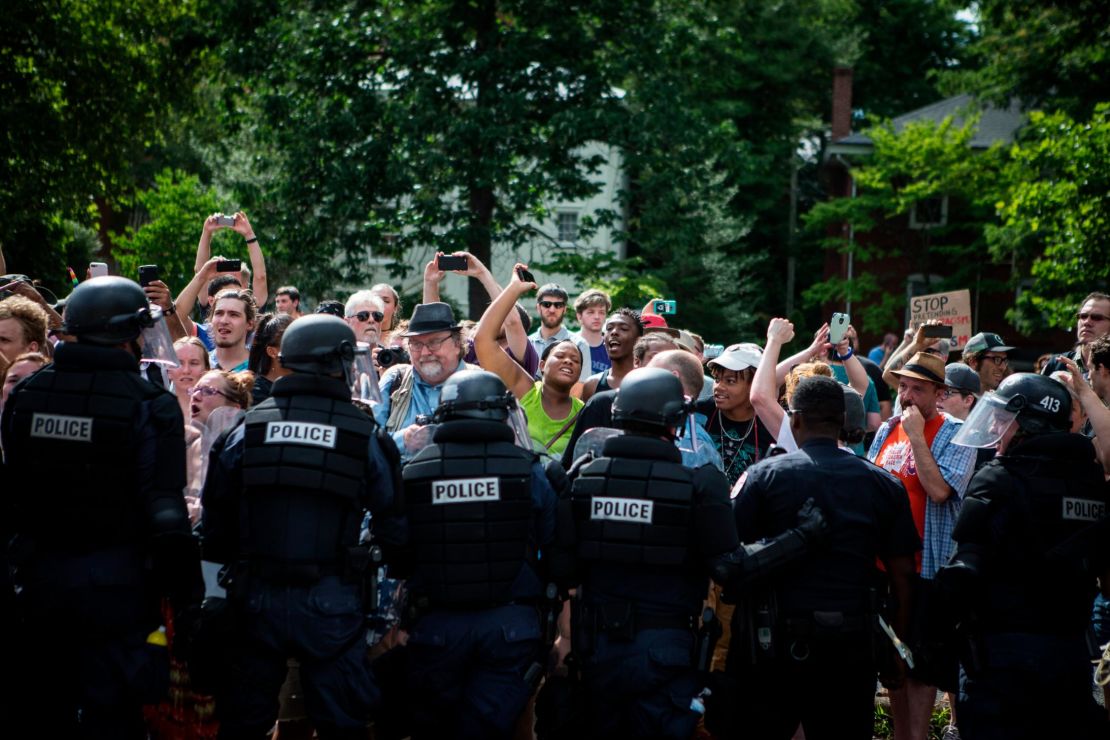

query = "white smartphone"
[
  {"left": 829, "top": 312, "right": 850, "bottom": 345},
  {"left": 89, "top": 262, "right": 109, "bottom": 278}
]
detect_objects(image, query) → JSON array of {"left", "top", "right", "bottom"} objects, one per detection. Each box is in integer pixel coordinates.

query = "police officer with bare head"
[
  {"left": 201, "top": 314, "right": 404, "bottom": 740},
  {"left": 399, "top": 369, "right": 558, "bottom": 738},
  {"left": 1, "top": 276, "right": 202, "bottom": 738},
  {"left": 942, "top": 373, "right": 1110, "bottom": 740},
  {"left": 711, "top": 375, "right": 920, "bottom": 739},
  {"left": 554, "top": 367, "right": 759, "bottom": 739}
]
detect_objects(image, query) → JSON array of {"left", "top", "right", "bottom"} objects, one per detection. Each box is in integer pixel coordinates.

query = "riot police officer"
[
  {"left": 1, "top": 276, "right": 202, "bottom": 738},
  {"left": 549, "top": 367, "right": 745, "bottom": 738},
  {"left": 712, "top": 375, "right": 920, "bottom": 739},
  {"left": 201, "top": 314, "right": 404, "bottom": 740},
  {"left": 398, "top": 369, "right": 558, "bottom": 739},
  {"left": 942, "top": 373, "right": 1110, "bottom": 740}
]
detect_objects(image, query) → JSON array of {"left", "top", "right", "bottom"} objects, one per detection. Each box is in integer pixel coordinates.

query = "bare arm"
[
  {"left": 422, "top": 254, "right": 446, "bottom": 304},
  {"left": 883, "top": 323, "right": 938, "bottom": 389},
  {"left": 776, "top": 323, "right": 829, "bottom": 385},
  {"left": 837, "top": 327, "right": 869, "bottom": 397},
  {"left": 452, "top": 251, "right": 529, "bottom": 361},
  {"left": 752, "top": 318, "right": 792, "bottom": 438},
  {"left": 232, "top": 213, "right": 267, "bottom": 306},
  {"left": 1063, "top": 357, "right": 1110, "bottom": 474},
  {"left": 473, "top": 264, "right": 537, "bottom": 400},
  {"left": 194, "top": 215, "right": 220, "bottom": 274},
  {"left": 174, "top": 258, "right": 221, "bottom": 337}
]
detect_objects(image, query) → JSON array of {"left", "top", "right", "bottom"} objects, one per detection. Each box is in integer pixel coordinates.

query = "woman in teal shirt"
[{"left": 474, "top": 263, "right": 584, "bottom": 456}]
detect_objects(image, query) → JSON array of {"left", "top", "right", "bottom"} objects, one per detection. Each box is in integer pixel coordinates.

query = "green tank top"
[{"left": 520, "top": 381, "right": 584, "bottom": 456}]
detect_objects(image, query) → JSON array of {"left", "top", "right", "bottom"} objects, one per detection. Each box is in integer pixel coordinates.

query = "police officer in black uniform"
[
  {"left": 398, "top": 369, "right": 558, "bottom": 739},
  {"left": 555, "top": 367, "right": 787, "bottom": 738},
  {"left": 712, "top": 375, "right": 920, "bottom": 739},
  {"left": 941, "top": 373, "right": 1110, "bottom": 740},
  {"left": 1, "top": 276, "right": 202, "bottom": 739},
  {"left": 201, "top": 314, "right": 404, "bottom": 740}
]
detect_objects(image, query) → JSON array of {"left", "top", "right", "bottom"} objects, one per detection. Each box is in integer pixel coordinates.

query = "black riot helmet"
[
  {"left": 63, "top": 276, "right": 156, "bottom": 345},
  {"left": 953, "top": 372, "right": 1072, "bottom": 449},
  {"left": 434, "top": 370, "right": 515, "bottom": 422},
  {"left": 611, "top": 367, "right": 688, "bottom": 436},
  {"left": 279, "top": 314, "right": 362, "bottom": 377}
]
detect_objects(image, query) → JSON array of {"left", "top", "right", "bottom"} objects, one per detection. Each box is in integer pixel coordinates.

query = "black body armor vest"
[
  {"left": 403, "top": 420, "right": 535, "bottom": 608},
  {"left": 6, "top": 345, "right": 167, "bottom": 552},
  {"left": 240, "top": 382, "right": 373, "bottom": 569},
  {"left": 570, "top": 443, "right": 696, "bottom": 568}
]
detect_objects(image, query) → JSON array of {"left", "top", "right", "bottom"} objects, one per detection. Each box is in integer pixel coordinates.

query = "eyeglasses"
[
  {"left": 407, "top": 335, "right": 453, "bottom": 353},
  {"left": 190, "top": 385, "right": 233, "bottom": 401},
  {"left": 538, "top": 301, "right": 566, "bottom": 309},
  {"left": 350, "top": 310, "right": 384, "bottom": 323},
  {"left": 785, "top": 408, "right": 803, "bottom": 417},
  {"left": 981, "top": 354, "right": 1009, "bottom": 367},
  {"left": 941, "top": 389, "right": 971, "bottom": 399},
  {"left": 1078, "top": 312, "right": 1109, "bottom": 322}
]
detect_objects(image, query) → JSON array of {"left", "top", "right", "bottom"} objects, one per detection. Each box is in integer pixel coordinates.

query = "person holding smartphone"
[{"left": 474, "top": 264, "right": 584, "bottom": 456}]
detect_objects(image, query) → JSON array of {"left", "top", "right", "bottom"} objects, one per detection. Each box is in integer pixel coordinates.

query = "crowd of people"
[{"left": 1, "top": 212, "right": 1109, "bottom": 740}]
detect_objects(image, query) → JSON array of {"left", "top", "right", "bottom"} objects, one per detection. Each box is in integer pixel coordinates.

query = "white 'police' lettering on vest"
[
  {"left": 431, "top": 477, "right": 501, "bottom": 504},
  {"left": 1062, "top": 497, "right": 1105, "bottom": 522},
  {"left": 30, "top": 413, "right": 93, "bottom": 443},
  {"left": 264, "top": 421, "right": 338, "bottom": 449},
  {"left": 590, "top": 496, "right": 654, "bottom": 524}
]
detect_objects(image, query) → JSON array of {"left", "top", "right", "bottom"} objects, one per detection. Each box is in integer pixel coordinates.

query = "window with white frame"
[{"left": 556, "top": 211, "right": 579, "bottom": 244}]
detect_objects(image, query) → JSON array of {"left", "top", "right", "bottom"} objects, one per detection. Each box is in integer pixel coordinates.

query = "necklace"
[{"left": 712, "top": 410, "right": 759, "bottom": 480}]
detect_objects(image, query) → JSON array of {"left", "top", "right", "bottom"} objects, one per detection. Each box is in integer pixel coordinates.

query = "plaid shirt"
[{"left": 868, "top": 413, "right": 977, "bottom": 579}]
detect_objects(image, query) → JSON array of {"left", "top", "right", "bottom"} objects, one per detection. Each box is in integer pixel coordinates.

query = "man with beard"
[
  {"left": 867, "top": 351, "right": 976, "bottom": 740},
  {"left": 529, "top": 283, "right": 590, "bottom": 382},
  {"left": 961, "top": 332, "right": 1015, "bottom": 393},
  {"left": 580, "top": 308, "right": 643, "bottom": 402},
  {"left": 374, "top": 302, "right": 476, "bottom": 460},
  {"left": 345, "top": 290, "right": 387, "bottom": 348},
  {"left": 209, "top": 288, "right": 256, "bottom": 372}
]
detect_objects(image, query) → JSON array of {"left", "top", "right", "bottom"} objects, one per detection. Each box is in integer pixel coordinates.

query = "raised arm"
[
  {"left": 1063, "top": 357, "right": 1110, "bottom": 473},
  {"left": 751, "top": 318, "right": 793, "bottom": 438},
  {"left": 883, "top": 322, "right": 940, "bottom": 389},
  {"left": 174, "top": 258, "right": 221, "bottom": 337},
  {"left": 194, "top": 214, "right": 221, "bottom": 274},
  {"left": 451, "top": 251, "right": 529, "bottom": 362},
  {"left": 231, "top": 212, "right": 267, "bottom": 306},
  {"left": 776, "top": 323, "right": 829, "bottom": 385},
  {"left": 422, "top": 254, "right": 447, "bottom": 304},
  {"left": 837, "top": 325, "right": 870, "bottom": 397},
  {"left": 473, "top": 264, "right": 538, "bottom": 400}
]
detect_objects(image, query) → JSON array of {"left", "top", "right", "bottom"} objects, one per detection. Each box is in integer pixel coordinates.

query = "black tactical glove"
[{"left": 793, "top": 497, "right": 828, "bottom": 544}]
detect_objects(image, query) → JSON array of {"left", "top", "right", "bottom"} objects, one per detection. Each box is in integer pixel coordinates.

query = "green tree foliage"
[
  {"left": 953, "top": 1, "right": 1110, "bottom": 118},
  {"left": 111, "top": 169, "right": 243, "bottom": 290},
  {"left": 0, "top": 0, "right": 212, "bottom": 294},
  {"left": 989, "top": 105, "right": 1110, "bottom": 332},
  {"left": 803, "top": 113, "right": 1010, "bottom": 333}
]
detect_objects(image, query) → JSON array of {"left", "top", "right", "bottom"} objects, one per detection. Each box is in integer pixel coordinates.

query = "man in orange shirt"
[{"left": 868, "top": 351, "right": 977, "bottom": 740}]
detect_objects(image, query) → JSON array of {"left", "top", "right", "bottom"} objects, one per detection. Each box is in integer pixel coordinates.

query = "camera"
[
  {"left": 377, "top": 347, "right": 411, "bottom": 369},
  {"left": 437, "top": 255, "right": 468, "bottom": 271},
  {"left": 828, "top": 312, "right": 850, "bottom": 345},
  {"left": 216, "top": 259, "right": 242, "bottom": 273},
  {"left": 922, "top": 324, "right": 953, "bottom": 339},
  {"left": 653, "top": 299, "right": 677, "bottom": 315},
  {"left": 89, "top": 262, "right": 109, "bottom": 278},
  {"left": 216, "top": 214, "right": 236, "bottom": 228},
  {"left": 138, "top": 265, "right": 160, "bottom": 288}
]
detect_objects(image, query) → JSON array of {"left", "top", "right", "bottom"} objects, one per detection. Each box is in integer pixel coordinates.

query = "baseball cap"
[
  {"left": 944, "top": 362, "right": 981, "bottom": 396},
  {"left": 708, "top": 342, "right": 763, "bottom": 372},
  {"left": 964, "top": 332, "right": 1014, "bottom": 355},
  {"left": 641, "top": 313, "right": 680, "bottom": 338}
]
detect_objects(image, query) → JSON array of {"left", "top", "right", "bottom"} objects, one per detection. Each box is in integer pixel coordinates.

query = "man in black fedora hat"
[{"left": 373, "top": 302, "right": 477, "bottom": 459}]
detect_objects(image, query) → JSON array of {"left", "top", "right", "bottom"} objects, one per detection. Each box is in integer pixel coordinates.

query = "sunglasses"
[
  {"left": 1078, "top": 312, "right": 1109, "bottom": 322},
  {"left": 350, "top": 310, "right": 384, "bottom": 323},
  {"left": 190, "top": 385, "right": 233, "bottom": 401},
  {"left": 538, "top": 301, "right": 566, "bottom": 309}
]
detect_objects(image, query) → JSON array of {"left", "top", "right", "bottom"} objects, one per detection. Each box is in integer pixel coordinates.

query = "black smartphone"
[
  {"left": 922, "top": 324, "right": 953, "bottom": 339},
  {"left": 138, "top": 264, "right": 159, "bottom": 287},
  {"left": 516, "top": 266, "right": 536, "bottom": 284},
  {"left": 437, "top": 255, "right": 468, "bottom": 271},
  {"left": 216, "top": 259, "right": 242, "bottom": 273}
]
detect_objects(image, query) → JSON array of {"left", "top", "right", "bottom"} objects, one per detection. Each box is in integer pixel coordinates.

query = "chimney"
[{"left": 832, "top": 66, "right": 853, "bottom": 141}]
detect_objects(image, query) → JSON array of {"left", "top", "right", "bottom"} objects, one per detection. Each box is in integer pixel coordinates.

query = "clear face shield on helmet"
[
  {"left": 507, "top": 401, "right": 532, "bottom": 451},
  {"left": 139, "top": 305, "right": 179, "bottom": 368},
  {"left": 571, "top": 427, "right": 625, "bottom": 462},
  {"left": 673, "top": 397, "right": 697, "bottom": 454},
  {"left": 951, "top": 393, "right": 1019, "bottom": 449},
  {"left": 351, "top": 342, "right": 383, "bottom": 405}
]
